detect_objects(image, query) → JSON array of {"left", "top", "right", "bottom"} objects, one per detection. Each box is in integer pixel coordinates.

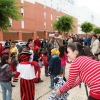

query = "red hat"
[
  {"left": 33, "top": 46, "right": 39, "bottom": 51},
  {"left": 19, "top": 50, "right": 32, "bottom": 62}
]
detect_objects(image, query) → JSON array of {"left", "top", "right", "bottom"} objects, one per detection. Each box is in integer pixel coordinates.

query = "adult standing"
[
  {"left": 90, "top": 34, "right": 100, "bottom": 56},
  {"left": 55, "top": 42, "right": 100, "bottom": 100},
  {"left": 34, "top": 36, "right": 41, "bottom": 48},
  {"left": 49, "top": 31, "right": 63, "bottom": 49}
]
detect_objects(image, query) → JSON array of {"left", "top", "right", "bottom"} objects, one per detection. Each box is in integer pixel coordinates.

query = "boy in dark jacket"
[{"left": 49, "top": 48, "right": 61, "bottom": 89}]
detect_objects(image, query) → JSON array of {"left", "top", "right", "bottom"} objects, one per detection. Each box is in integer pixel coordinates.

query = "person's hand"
[{"left": 54, "top": 89, "right": 61, "bottom": 98}]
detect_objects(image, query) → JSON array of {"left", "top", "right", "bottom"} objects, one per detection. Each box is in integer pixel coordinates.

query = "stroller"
[{"left": 47, "top": 76, "right": 69, "bottom": 100}]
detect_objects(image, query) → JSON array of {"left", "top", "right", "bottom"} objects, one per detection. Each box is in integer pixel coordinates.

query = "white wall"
[{"left": 78, "top": 6, "right": 100, "bottom": 34}]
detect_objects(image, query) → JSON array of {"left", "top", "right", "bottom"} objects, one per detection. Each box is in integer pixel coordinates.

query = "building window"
[
  {"left": 44, "top": 12, "right": 46, "bottom": 18},
  {"left": 44, "top": 22, "right": 46, "bottom": 29},
  {"left": 21, "top": 0, "right": 24, "bottom": 3},
  {"left": 9, "top": 18, "right": 12, "bottom": 27},
  {"left": 51, "top": 4, "right": 52, "bottom": 10},
  {"left": 57, "top": 7, "right": 59, "bottom": 13},
  {"left": 51, "top": 14, "right": 53, "bottom": 20},
  {"left": 44, "top": 1, "right": 46, "bottom": 9},
  {"left": 21, "top": 21, "right": 24, "bottom": 29},
  {"left": 21, "top": 8, "right": 24, "bottom": 16}
]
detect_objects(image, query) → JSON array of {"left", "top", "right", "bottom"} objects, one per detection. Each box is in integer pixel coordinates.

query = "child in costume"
[
  {"left": 0, "top": 45, "right": 10, "bottom": 57},
  {"left": 15, "top": 50, "right": 36, "bottom": 100}
]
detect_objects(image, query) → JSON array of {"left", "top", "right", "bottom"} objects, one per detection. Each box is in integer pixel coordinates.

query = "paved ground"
[{"left": 0, "top": 63, "right": 88, "bottom": 100}]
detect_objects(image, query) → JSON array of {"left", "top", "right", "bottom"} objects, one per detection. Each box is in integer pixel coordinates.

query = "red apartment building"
[{"left": 0, "top": 0, "right": 78, "bottom": 41}]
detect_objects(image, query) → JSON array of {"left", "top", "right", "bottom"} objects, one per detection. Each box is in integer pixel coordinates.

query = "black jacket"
[{"left": 49, "top": 56, "right": 61, "bottom": 75}]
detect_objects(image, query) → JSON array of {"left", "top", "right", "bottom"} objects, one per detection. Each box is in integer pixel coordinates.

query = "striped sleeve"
[{"left": 59, "top": 60, "right": 80, "bottom": 93}]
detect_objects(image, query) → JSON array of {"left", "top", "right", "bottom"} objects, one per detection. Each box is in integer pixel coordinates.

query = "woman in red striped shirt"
[{"left": 55, "top": 42, "right": 100, "bottom": 100}]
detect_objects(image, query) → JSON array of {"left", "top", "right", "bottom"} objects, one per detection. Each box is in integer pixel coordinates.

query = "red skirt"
[{"left": 20, "top": 78, "right": 35, "bottom": 100}]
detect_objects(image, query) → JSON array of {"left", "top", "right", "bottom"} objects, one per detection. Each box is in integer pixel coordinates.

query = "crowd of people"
[{"left": 0, "top": 31, "right": 100, "bottom": 100}]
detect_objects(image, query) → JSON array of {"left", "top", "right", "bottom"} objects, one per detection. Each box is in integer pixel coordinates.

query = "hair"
[
  {"left": 93, "top": 34, "right": 97, "bottom": 38},
  {"left": 59, "top": 45, "right": 65, "bottom": 58},
  {"left": 0, "top": 55, "right": 9, "bottom": 66},
  {"left": 12, "top": 41, "right": 15, "bottom": 44},
  {"left": 43, "top": 51, "right": 48, "bottom": 56},
  {"left": 67, "top": 42, "right": 98, "bottom": 60}
]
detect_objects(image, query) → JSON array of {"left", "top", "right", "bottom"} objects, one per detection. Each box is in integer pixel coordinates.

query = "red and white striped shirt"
[{"left": 59, "top": 56, "right": 100, "bottom": 99}]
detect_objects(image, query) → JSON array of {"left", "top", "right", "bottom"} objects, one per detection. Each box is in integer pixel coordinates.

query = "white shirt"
[
  {"left": 17, "top": 64, "right": 36, "bottom": 80},
  {"left": 91, "top": 39, "right": 100, "bottom": 55},
  {"left": 29, "top": 50, "right": 34, "bottom": 62}
]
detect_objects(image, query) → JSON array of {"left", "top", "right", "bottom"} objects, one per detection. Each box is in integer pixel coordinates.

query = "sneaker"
[
  {"left": 49, "top": 86, "right": 54, "bottom": 89},
  {"left": 11, "top": 84, "right": 15, "bottom": 87}
]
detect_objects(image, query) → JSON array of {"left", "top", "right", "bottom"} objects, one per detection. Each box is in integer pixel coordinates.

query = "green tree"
[
  {"left": 81, "top": 22, "right": 93, "bottom": 34},
  {"left": 0, "top": 0, "right": 23, "bottom": 31},
  {"left": 93, "top": 27, "right": 100, "bottom": 34},
  {"left": 52, "top": 15, "right": 75, "bottom": 34}
]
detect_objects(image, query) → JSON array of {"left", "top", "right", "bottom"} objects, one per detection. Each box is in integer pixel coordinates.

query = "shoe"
[
  {"left": 13, "top": 80, "right": 18, "bottom": 82},
  {"left": 38, "top": 78, "right": 43, "bottom": 83},
  {"left": 45, "top": 75, "right": 49, "bottom": 77},
  {"left": 49, "top": 86, "right": 54, "bottom": 89},
  {"left": 47, "top": 74, "right": 50, "bottom": 76},
  {"left": 15, "top": 78, "right": 18, "bottom": 80},
  {"left": 11, "top": 84, "right": 15, "bottom": 87}
]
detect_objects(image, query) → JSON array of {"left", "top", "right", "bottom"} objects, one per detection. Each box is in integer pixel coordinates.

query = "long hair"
[
  {"left": 0, "top": 55, "right": 9, "bottom": 66},
  {"left": 59, "top": 46, "right": 65, "bottom": 58},
  {"left": 67, "top": 42, "right": 98, "bottom": 60}
]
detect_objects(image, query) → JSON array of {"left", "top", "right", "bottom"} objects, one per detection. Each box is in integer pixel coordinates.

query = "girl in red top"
[
  {"left": 42, "top": 51, "right": 49, "bottom": 76},
  {"left": 59, "top": 46, "right": 69, "bottom": 80},
  {"left": 55, "top": 42, "right": 100, "bottom": 100}
]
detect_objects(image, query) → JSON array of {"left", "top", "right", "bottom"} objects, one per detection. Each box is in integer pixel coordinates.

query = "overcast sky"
[{"left": 78, "top": 0, "right": 100, "bottom": 16}]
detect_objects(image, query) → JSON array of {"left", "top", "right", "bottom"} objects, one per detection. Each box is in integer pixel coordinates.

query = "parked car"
[
  {"left": 0, "top": 41, "right": 6, "bottom": 47},
  {"left": 14, "top": 40, "right": 26, "bottom": 46}
]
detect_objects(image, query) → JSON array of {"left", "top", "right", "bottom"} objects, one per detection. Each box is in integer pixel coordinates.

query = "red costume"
[
  {"left": 0, "top": 43, "right": 2, "bottom": 53},
  {"left": 34, "top": 39, "right": 41, "bottom": 47},
  {"left": 15, "top": 51, "right": 37, "bottom": 100}
]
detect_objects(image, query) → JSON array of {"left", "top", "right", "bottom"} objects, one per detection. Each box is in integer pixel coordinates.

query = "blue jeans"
[
  {"left": 50, "top": 75, "right": 57, "bottom": 87},
  {"left": 0, "top": 82, "right": 12, "bottom": 100}
]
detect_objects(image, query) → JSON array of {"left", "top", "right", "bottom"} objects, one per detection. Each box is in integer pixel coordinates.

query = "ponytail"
[
  {"left": 67, "top": 42, "right": 99, "bottom": 60},
  {"left": 83, "top": 46, "right": 99, "bottom": 60}
]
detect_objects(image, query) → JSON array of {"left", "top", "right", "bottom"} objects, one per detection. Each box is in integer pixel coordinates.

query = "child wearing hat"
[
  {"left": 15, "top": 50, "right": 36, "bottom": 100},
  {"left": 49, "top": 48, "right": 61, "bottom": 89}
]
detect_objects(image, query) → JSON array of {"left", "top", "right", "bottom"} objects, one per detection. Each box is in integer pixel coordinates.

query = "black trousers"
[
  {"left": 88, "top": 96, "right": 99, "bottom": 100},
  {"left": 45, "top": 66, "right": 49, "bottom": 75}
]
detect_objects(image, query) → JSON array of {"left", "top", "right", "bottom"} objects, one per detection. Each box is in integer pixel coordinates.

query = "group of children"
[{"left": 0, "top": 39, "right": 69, "bottom": 100}]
